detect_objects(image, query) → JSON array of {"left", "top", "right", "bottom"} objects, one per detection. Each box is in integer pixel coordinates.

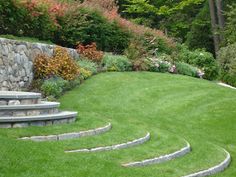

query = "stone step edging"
[
  {"left": 19, "top": 123, "right": 112, "bottom": 141},
  {"left": 0, "top": 91, "right": 41, "bottom": 99},
  {"left": 0, "top": 111, "right": 77, "bottom": 123},
  {"left": 0, "top": 111, "right": 77, "bottom": 128},
  {"left": 218, "top": 82, "right": 236, "bottom": 90},
  {"left": 122, "top": 141, "right": 191, "bottom": 167},
  {"left": 0, "top": 101, "right": 60, "bottom": 110},
  {"left": 65, "top": 132, "right": 150, "bottom": 153},
  {"left": 182, "top": 148, "right": 231, "bottom": 177}
]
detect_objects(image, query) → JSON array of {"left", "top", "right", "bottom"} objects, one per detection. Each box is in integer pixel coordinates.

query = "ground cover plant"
[{"left": 0, "top": 72, "right": 235, "bottom": 177}]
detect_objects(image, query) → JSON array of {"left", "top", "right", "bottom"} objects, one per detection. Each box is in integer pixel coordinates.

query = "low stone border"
[
  {"left": 65, "top": 132, "right": 150, "bottom": 153},
  {"left": 182, "top": 149, "right": 231, "bottom": 177},
  {"left": 218, "top": 82, "right": 236, "bottom": 90},
  {"left": 19, "top": 123, "right": 112, "bottom": 141},
  {"left": 122, "top": 141, "right": 191, "bottom": 167}
]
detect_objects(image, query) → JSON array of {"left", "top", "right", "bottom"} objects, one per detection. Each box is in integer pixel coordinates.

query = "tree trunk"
[
  {"left": 216, "top": 0, "right": 225, "bottom": 41},
  {"left": 209, "top": 0, "right": 220, "bottom": 53}
]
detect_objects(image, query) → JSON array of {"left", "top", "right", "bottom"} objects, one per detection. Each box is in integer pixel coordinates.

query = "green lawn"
[
  {"left": 0, "top": 72, "right": 236, "bottom": 177},
  {"left": 0, "top": 35, "right": 54, "bottom": 45}
]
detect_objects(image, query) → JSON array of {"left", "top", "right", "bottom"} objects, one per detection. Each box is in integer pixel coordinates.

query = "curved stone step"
[
  {"left": 19, "top": 123, "right": 112, "bottom": 141},
  {"left": 0, "top": 111, "right": 77, "bottom": 128},
  {"left": 218, "top": 82, "right": 236, "bottom": 90},
  {"left": 182, "top": 149, "right": 231, "bottom": 177},
  {"left": 0, "top": 91, "right": 41, "bottom": 105},
  {"left": 0, "top": 101, "right": 60, "bottom": 117},
  {"left": 65, "top": 132, "right": 150, "bottom": 153},
  {"left": 122, "top": 141, "right": 191, "bottom": 167}
]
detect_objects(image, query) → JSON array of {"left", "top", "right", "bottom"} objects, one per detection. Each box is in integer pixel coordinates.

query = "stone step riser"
[
  {"left": 0, "top": 117, "right": 76, "bottom": 128},
  {"left": 0, "top": 108, "right": 59, "bottom": 117},
  {"left": 0, "top": 92, "right": 78, "bottom": 128},
  {"left": 0, "top": 91, "right": 42, "bottom": 105},
  {"left": 0, "top": 98, "right": 41, "bottom": 105}
]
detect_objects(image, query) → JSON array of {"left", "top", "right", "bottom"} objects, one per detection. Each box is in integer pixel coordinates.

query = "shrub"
[
  {"left": 40, "top": 77, "right": 80, "bottom": 98},
  {"left": 55, "top": 7, "right": 130, "bottom": 53},
  {"left": 77, "top": 59, "right": 98, "bottom": 74},
  {"left": 102, "top": 53, "right": 132, "bottom": 72},
  {"left": 34, "top": 54, "right": 53, "bottom": 79},
  {"left": 80, "top": 68, "right": 93, "bottom": 80},
  {"left": 124, "top": 40, "right": 147, "bottom": 61},
  {"left": 82, "top": 0, "right": 175, "bottom": 51},
  {"left": 41, "top": 78, "right": 65, "bottom": 98},
  {"left": 175, "top": 62, "right": 200, "bottom": 78},
  {"left": 51, "top": 47, "right": 80, "bottom": 80},
  {"left": 147, "top": 57, "right": 174, "bottom": 73},
  {"left": 217, "top": 43, "right": 236, "bottom": 87},
  {"left": 177, "top": 45, "right": 219, "bottom": 80},
  {"left": 34, "top": 46, "right": 80, "bottom": 80},
  {"left": 185, "top": 2, "right": 214, "bottom": 54},
  {"left": 132, "top": 58, "right": 150, "bottom": 71},
  {"left": 0, "top": 0, "right": 57, "bottom": 41},
  {"left": 76, "top": 43, "right": 104, "bottom": 63}
]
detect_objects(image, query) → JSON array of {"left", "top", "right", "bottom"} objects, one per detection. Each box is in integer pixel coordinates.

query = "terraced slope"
[{"left": 0, "top": 72, "right": 235, "bottom": 177}]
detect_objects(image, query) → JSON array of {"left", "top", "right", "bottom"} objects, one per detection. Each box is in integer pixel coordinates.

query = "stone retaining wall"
[{"left": 0, "top": 38, "right": 79, "bottom": 91}]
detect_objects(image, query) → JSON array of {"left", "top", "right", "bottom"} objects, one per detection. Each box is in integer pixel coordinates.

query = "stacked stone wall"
[{"left": 0, "top": 38, "right": 79, "bottom": 91}]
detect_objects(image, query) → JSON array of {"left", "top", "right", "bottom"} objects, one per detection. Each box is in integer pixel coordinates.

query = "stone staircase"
[
  {"left": 3, "top": 92, "right": 231, "bottom": 176},
  {"left": 0, "top": 91, "right": 77, "bottom": 128}
]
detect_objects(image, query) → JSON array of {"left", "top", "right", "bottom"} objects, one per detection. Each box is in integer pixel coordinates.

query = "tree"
[
  {"left": 208, "top": 0, "right": 220, "bottom": 53},
  {"left": 122, "top": 0, "right": 205, "bottom": 40},
  {"left": 216, "top": 0, "right": 225, "bottom": 42}
]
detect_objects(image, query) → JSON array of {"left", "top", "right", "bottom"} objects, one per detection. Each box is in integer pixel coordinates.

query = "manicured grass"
[
  {"left": 0, "top": 72, "right": 236, "bottom": 177},
  {"left": 0, "top": 34, "right": 54, "bottom": 45}
]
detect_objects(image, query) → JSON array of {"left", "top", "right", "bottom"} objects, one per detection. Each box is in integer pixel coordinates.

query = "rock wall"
[{"left": 0, "top": 38, "right": 79, "bottom": 91}]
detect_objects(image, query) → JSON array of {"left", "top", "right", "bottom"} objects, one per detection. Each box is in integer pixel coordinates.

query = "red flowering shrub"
[
  {"left": 76, "top": 43, "right": 104, "bottom": 63},
  {"left": 20, "top": 0, "right": 73, "bottom": 26},
  {"left": 81, "top": 0, "right": 175, "bottom": 48},
  {"left": 80, "top": 0, "right": 175, "bottom": 55}
]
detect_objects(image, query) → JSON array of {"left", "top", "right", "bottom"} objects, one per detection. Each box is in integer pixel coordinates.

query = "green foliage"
[
  {"left": 122, "top": 0, "right": 205, "bottom": 40},
  {"left": 185, "top": 2, "right": 214, "bottom": 53},
  {"left": 56, "top": 7, "right": 130, "bottom": 53},
  {"left": 224, "top": 4, "right": 236, "bottom": 45},
  {"left": 124, "top": 40, "right": 146, "bottom": 61},
  {"left": 217, "top": 43, "right": 236, "bottom": 87},
  {"left": 177, "top": 45, "right": 219, "bottom": 80},
  {"left": 124, "top": 0, "right": 204, "bottom": 16},
  {"left": 0, "top": 1, "right": 130, "bottom": 54},
  {"left": 0, "top": 0, "right": 56, "bottom": 41},
  {"left": 124, "top": 33, "right": 173, "bottom": 62},
  {"left": 77, "top": 59, "right": 98, "bottom": 74},
  {"left": 175, "top": 62, "right": 198, "bottom": 77},
  {"left": 79, "top": 68, "right": 93, "bottom": 80},
  {"left": 41, "top": 78, "right": 66, "bottom": 98},
  {"left": 102, "top": 53, "right": 132, "bottom": 71},
  {"left": 41, "top": 77, "right": 80, "bottom": 98}
]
